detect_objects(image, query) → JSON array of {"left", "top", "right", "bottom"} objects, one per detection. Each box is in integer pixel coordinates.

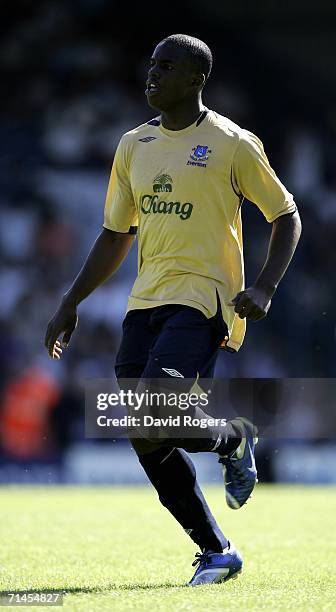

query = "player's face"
[{"left": 145, "top": 41, "right": 198, "bottom": 111}]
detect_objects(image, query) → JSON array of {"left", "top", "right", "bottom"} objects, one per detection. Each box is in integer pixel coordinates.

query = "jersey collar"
[{"left": 159, "top": 108, "right": 209, "bottom": 138}]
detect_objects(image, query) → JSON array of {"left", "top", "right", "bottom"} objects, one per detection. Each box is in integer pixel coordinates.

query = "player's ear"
[{"left": 191, "top": 72, "right": 205, "bottom": 89}]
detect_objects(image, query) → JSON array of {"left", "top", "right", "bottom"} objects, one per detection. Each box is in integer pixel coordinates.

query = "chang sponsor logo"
[
  {"left": 153, "top": 173, "right": 173, "bottom": 192},
  {"left": 140, "top": 174, "right": 194, "bottom": 220},
  {"left": 141, "top": 195, "right": 193, "bottom": 220}
]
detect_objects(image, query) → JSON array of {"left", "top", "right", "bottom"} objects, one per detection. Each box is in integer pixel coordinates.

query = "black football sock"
[
  {"left": 172, "top": 406, "right": 242, "bottom": 455},
  {"left": 129, "top": 379, "right": 241, "bottom": 456},
  {"left": 216, "top": 423, "right": 242, "bottom": 456},
  {"left": 132, "top": 441, "right": 228, "bottom": 552}
]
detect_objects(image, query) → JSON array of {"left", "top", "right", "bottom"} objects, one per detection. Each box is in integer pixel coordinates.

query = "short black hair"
[{"left": 161, "top": 34, "right": 213, "bottom": 82}]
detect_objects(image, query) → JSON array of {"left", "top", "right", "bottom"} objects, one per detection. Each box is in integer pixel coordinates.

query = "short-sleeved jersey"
[{"left": 104, "top": 109, "right": 296, "bottom": 351}]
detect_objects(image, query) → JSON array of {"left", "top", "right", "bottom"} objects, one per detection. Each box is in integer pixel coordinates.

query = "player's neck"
[{"left": 160, "top": 97, "right": 205, "bottom": 131}]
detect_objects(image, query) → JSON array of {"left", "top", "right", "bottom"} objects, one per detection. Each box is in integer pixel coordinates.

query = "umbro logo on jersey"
[
  {"left": 162, "top": 368, "right": 184, "bottom": 378},
  {"left": 138, "top": 136, "right": 157, "bottom": 142},
  {"left": 187, "top": 144, "right": 212, "bottom": 167}
]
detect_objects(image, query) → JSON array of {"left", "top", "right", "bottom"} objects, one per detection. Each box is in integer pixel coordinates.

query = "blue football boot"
[
  {"left": 219, "top": 417, "right": 258, "bottom": 509},
  {"left": 188, "top": 542, "right": 243, "bottom": 586}
]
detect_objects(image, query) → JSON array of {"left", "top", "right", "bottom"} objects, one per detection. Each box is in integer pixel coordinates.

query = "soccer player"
[{"left": 45, "top": 34, "right": 301, "bottom": 585}]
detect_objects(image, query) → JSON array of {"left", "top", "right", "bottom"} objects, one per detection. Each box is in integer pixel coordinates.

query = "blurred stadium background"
[{"left": 0, "top": 0, "right": 335, "bottom": 486}]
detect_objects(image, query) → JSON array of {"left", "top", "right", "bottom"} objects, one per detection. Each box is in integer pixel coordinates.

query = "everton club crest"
[{"left": 187, "top": 144, "right": 212, "bottom": 167}]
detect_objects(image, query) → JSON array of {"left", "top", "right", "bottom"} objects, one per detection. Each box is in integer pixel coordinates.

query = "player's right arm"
[
  {"left": 44, "top": 229, "right": 135, "bottom": 358},
  {"left": 45, "top": 135, "right": 138, "bottom": 358}
]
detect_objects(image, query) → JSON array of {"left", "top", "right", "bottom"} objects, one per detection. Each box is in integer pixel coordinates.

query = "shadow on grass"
[{"left": 0, "top": 582, "right": 186, "bottom": 596}]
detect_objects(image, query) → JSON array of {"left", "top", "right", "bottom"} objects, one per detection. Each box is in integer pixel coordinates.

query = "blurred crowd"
[{"left": 0, "top": 1, "right": 335, "bottom": 465}]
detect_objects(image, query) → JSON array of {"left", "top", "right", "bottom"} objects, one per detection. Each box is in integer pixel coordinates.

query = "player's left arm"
[
  {"left": 230, "top": 210, "right": 301, "bottom": 320},
  {"left": 231, "top": 130, "right": 302, "bottom": 321}
]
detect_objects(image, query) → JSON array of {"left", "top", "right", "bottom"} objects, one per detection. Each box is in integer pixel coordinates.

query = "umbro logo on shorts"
[
  {"left": 162, "top": 368, "right": 184, "bottom": 378},
  {"left": 138, "top": 136, "right": 157, "bottom": 142}
]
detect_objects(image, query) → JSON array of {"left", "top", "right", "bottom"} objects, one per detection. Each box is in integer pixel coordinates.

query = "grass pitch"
[{"left": 0, "top": 485, "right": 335, "bottom": 610}]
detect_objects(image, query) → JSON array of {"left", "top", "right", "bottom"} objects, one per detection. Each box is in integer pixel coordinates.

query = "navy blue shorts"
[{"left": 115, "top": 301, "right": 228, "bottom": 383}]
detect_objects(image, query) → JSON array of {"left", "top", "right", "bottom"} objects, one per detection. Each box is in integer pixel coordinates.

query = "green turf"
[{"left": 0, "top": 485, "right": 335, "bottom": 610}]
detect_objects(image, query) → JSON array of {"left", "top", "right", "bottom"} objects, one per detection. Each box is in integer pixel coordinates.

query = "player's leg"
[
  {"left": 115, "top": 306, "right": 232, "bottom": 565},
  {"left": 139, "top": 304, "right": 241, "bottom": 455},
  {"left": 125, "top": 309, "right": 242, "bottom": 586},
  {"left": 115, "top": 304, "right": 237, "bottom": 454},
  {"left": 135, "top": 304, "right": 258, "bottom": 514},
  {"left": 134, "top": 305, "right": 245, "bottom": 584},
  {"left": 129, "top": 439, "right": 243, "bottom": 585},
  {"left": 134, "top": 442, "right": 228, "bottom": 551}
]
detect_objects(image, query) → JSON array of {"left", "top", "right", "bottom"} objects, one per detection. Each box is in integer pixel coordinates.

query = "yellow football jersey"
[{"left": 103, "top": 109, "right": 296, "bottom": 351}]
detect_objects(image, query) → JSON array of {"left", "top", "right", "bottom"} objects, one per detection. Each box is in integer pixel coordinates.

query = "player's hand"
[
  {"left": 229, "top": 285, "right": 273, "bottom": 321},
  {"left": 44, "top": 299, "right": 78, "bottom": 358}
]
